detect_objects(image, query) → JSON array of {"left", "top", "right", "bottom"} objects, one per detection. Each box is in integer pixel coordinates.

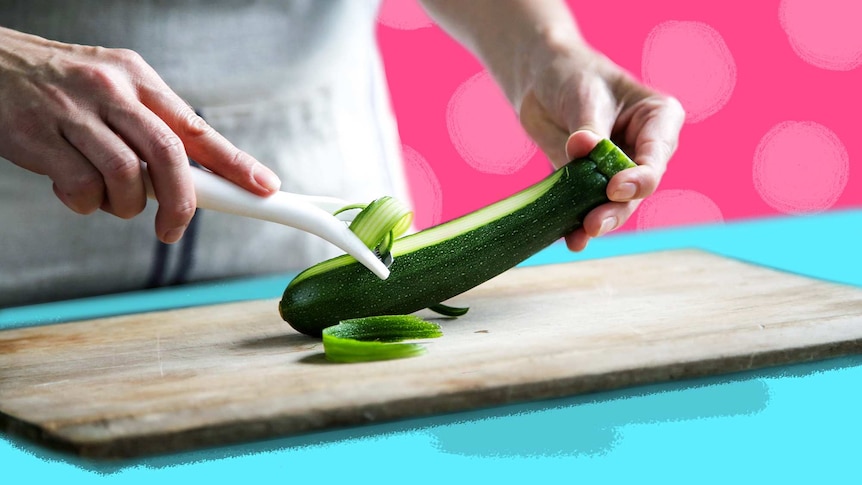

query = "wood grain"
[{"left": 2, "top": 249, "right": 862, "bottom": 458}]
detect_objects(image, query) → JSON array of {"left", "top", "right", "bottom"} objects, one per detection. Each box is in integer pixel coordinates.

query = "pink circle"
[
  {"left": 447, "top": 71, "right": 537, "bottom": 175},
  {"left": 401, "top": 145, "right": 443, "bottom": 229},
  {"left": 780, "top": 0, "right": 862, "bottom": 71},
  {"left": 753, "top": 121, "right": 849, "bottom": 214},
  {"left": 642, "top": 21, "right": 737, "bottom": 123},
  {"left": 377, "top": 0, "right": 434, "bottom": 30},
  {"left": 636, "top": 190, "right": 724, "bottom": 230}
]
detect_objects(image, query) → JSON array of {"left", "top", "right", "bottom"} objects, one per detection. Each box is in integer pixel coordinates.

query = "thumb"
[
  {"left": 565, "top": 129, "right": 605, "bottom": 161},
  {"left": 562, "top": 77, "right": 616, "bottom": 160}
]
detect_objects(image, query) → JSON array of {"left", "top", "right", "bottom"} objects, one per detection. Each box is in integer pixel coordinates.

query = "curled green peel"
[
  {"left": 346, "top": 196, "right": 413, "bottom": 256},
  {"left": 293, "top": 196, "right": 413, "bottom": 288},
  {"left": 428, "top": 303, "right": 470, "bottom": 317},
  {"left": 322, "top": 315, "right": 443, "bottom": 363}
]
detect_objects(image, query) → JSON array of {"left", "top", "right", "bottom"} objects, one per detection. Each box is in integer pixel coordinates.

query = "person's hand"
[
  {"left": 0, "top": 27, "right": 281, "bottom": 243},
  {"left": 518, "top": 44, "right": 685, "bottom": 251}
]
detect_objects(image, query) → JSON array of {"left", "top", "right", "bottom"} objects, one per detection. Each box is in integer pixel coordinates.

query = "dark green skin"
[{"left": 280, "top": 157, "right": 622, "bottom": 337}]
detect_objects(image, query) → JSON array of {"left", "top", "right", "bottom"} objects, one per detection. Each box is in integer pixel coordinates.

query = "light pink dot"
[
  {"left": 401, "top": 144, "right": 442, "bottom": 230},
  {"left": 780, "top": 0, "right": 862, "bottom": 70},
  {"left": 637, "top": 190, "right": 724, "bottom": 230},
  {"left": 447, "top": 71, "right": 537, "bottom": 175},
  {"left": 753, "top": 121, "right": 849, "bottom": 214},
  {"left": 642, "top": 21, "right": 737, "bottom": 123},
  {"left": 377, "top": 0, "right": 434, "bottom": 30}
]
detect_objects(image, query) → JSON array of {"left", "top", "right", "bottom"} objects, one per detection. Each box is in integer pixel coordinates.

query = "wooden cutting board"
[{"left": 2, "top": 249, "right": 862, "bottom": 459}]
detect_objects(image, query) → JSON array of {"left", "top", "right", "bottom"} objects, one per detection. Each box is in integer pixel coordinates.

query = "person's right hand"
[{"left": 0, "top": 27, "right": 281, "bottom": 243}]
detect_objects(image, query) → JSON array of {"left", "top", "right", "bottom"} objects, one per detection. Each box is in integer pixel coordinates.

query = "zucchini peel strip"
[
  {"left": 334, "top": 196, "right": 413, "bottom": 264},
  {"left": 322, "top": 316, "right": 443, "bottom": 363},
  {"left": 428, "top": 303, "right": 470, "bottom": 317}
]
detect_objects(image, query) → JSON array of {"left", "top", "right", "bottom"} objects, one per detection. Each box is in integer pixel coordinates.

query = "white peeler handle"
[{"left": 142, "top": 163, "right": 390, "bottom": 280}]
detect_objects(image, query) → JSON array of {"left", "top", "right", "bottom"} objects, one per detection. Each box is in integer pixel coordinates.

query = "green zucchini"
[{"left": 279, "top": 139, "right": 636, "bottom": 337}]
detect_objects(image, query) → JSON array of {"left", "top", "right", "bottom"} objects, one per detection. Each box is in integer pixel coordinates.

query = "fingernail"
[
  {"left": 612, "top": 183, "right": 637, "bottom": 201},
  {"left": 253, "top": 164, "right": 281, "bottom": 192},
  {"left": 598, "top": 217, "right": 617, "bottom": 236},
  {"left": 163, "top": 226, "right": 186, "bottom": 244}
]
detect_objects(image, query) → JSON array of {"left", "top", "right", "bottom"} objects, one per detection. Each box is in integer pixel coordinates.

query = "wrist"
[{"left": 518, "top": 25, "right": 628, "bottom": 112}]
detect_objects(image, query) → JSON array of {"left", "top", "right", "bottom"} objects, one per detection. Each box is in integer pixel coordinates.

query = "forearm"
[
  {"left": 418, "top": 0, "right": 587, "bottom": 109},
  {"left": 0, "top": 27, "right": 57, "bottom": 83}
]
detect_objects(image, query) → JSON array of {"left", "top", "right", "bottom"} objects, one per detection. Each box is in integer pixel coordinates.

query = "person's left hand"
[{"left": 518, "top": 44, "right": 685, "bottom": 251}]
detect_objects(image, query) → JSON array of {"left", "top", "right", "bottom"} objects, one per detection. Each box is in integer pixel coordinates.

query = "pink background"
[{"left": 376, "top": 0, "right": 861, "bottom": 232}]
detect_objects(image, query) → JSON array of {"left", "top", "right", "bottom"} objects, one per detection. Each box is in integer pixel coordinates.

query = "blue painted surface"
[{"left": 3, "top": 210, "right": 861, "bottom": 484}]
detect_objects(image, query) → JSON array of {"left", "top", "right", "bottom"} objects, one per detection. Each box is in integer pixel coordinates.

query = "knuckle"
[
  {"left": 229, "top": 147, "right": 252, "bottom": 170},
  {"left": 664, "top": 95, "right": 686, "bottom": 118},
  {"left": 177, "top": 108, "right": 212, "bottom": 137},
  {"left": 110, "top": 48, "right": 145, "bottom": 67},
  {"left": 170, "top": 197, "right": 197, "bottom": 222},
  {"left": 100, "top": 149, "right": 140, "bottom": 182},
  {"left": 61, "top": 171, "right": 105, "bottom": 209},
  {"left": 71, "top": 170, "right": 105, "bottom": 193},
  {"left": 150, "top": 132, "right": 185, "bottom": 161},
  {"left": 72, "top": 63, "right": 117, "bottom": 89},
  {"left": 65, "top": 61, "right": 128, "bottom": 97}
]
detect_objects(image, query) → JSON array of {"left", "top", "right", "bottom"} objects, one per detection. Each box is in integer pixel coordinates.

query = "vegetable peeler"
[{"left": 141, "top": 163, "right": 391, "bottom": 280}]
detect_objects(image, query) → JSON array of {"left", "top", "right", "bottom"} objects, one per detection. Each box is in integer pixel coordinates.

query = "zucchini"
[{"left": 279, "top": 139, "right": 636, "bottom": 337}]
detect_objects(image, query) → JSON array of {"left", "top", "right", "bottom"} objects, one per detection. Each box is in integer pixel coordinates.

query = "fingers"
[
  {"left": 61, "top": 118, "right": 146, "bottom": 219},
  {"left": 611, "top": 96, "right": 685, "bottom": 203},
  {"left": 564, "top": 129, "right": 604, "bottom": 160},
  {"left": 5, "top": 130, "right": 108, "bottom": 215},
  {"left": 563, "top": 199, "right": 642, "bottom": 252},
  {"left": 564, "top": 227, "right": 590, "bottom": 252},
  {"left": 630, "top": 96, "right": 685, "bottom": 164},
  {"left": 567, "top": 129, "right": 657, "bottom": 202},
  {"left": 47, "top": 102, "right": 197, "bottom": 243},
  {"left": 48, "top": 147, "right": 106, "bottom": 215},
  {"left": 561, "top": 96, "right": 682, "bottom": 252},
  {"left": 140, "top": 85, "right": 281, "bottom": 195},
  {"left": 567, "top": 95, "right": 684, "bottom": 257},
  {"left": 582, "top": 200, "right": 641, "bottom": 237},
  {"left": 62, "top": 105, "right": 196, "bottom": 242},
  {"left": 148, "top": 159, "right": 196, "bottom": 244},
  {"left": 606, "top": 163, "right": 661, "bottom": 202},
  {"left": 103, "top": 103, "right": 196, "bottom": 243}
]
